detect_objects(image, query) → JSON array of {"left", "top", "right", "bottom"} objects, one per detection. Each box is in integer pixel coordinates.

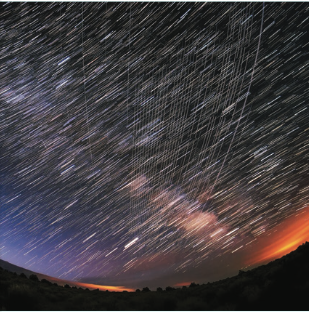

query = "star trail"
[{"left": 1, "top": 2, "right": 309, "bottom": 289}]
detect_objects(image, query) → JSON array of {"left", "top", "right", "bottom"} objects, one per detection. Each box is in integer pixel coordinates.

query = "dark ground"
[{"left": 1, "top": 242, "right": 309, "bottom": 310}]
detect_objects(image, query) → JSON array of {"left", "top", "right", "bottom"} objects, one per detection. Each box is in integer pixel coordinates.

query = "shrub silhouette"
[
  {"left": 41, "top": 278, "right": 52, "bottom": 286},
  {"left": 7, "top": 284, "right": 38, "bottom": 310},
  {"left": 166, "top": 286, "right": 174, "bottom": 291},
  {"left": 136, "top": 288, "right": 140, "bottom": 292},
  {"left": 64, "top": 284, "right": 71, "bottom": 288},
  {"left": 163, "top": 297, "right": 177, "bottom": 310},
  {"left": 180, "top": 296, "right": 206, "bottom": 310},
  {"left": 241, "top": 284, "right": 261, "bottom": 303},
  {"left": 29, "top": 274, "right": 39, "bottom": 282},
  {"left": 20, "top": 272, "right": 27, "bottom": 279},
  {"left": 157, "top": 287, "right": 163, "bottom": 292},
  {"left": 142, "top": 287, "right": 150, "bottom": 292}
]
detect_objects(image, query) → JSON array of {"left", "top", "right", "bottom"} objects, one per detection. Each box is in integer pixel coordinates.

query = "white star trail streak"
[{"left": 0, "top": 2, "right": 309, "bottom": 288}]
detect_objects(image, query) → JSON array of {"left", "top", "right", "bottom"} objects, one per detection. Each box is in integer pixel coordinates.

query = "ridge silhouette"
[{"left": 1, "top": 242, "right": 308, "bottom": 310}]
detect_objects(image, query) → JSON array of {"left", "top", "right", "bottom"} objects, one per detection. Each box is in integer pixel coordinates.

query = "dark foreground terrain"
[{"left": 1, "top": 242, "right": 309, "bottom": 310}]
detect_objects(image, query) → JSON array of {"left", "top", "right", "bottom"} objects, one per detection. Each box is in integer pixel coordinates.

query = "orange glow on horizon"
[
  {"left": 173, "top": 281, "right": 191, "bottom": 287},
  {"left": 246, "top": 207, "right": 309, "bottom": 267},
  {"left": 40, "top": 276, "right": 134, "bottom": 292},
  {"left": 74, "top": 282, "right": 134, "bottom": 292}
]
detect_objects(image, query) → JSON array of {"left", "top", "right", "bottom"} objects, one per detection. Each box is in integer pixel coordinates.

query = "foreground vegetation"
[{"left": 1, "top": 242, "right": 309, "bottom": 310}]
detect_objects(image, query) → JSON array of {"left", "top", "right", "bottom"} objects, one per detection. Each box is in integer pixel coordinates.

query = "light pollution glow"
[
  {"left": 40, "top": 275, "right": 134, "bottom": 292},
  {"left": 73, "top": 282, "right": 134, "bottom": 292},
  {"left": 245, "top": 207, "right": 309, "bottom": 267}
]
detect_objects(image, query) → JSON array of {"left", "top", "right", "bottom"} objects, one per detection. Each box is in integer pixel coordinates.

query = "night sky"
[{"left": 1, "top": 2, "right": 309, "bottom": 290}]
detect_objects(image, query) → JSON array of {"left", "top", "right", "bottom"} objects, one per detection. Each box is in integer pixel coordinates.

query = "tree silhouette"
[
  {"left": 29, "top": 274, "right": 39, "bottom": 282},
  {"left": 166, "top": 286, "right": 175, "bottom": 291},
  {"left": 41, "top": 279, "right": 52, "bottom": 286},
  {"left": 189, "top": 282, "right": 197, "bottom": 287},
  {"left": 20, "top": 273, "right": 27, "bottom": 279}
]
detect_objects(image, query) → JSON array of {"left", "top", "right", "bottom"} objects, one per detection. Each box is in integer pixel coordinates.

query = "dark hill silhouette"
[
  {"left": 0, "top": 259, "right": 80, "bottom": 287},
  {"left": 0, "top": 259, "right": 126, "bottom": 291},
  {"left": 1, "top": 242, "right": 309, "bottom": 310},
  {"left": 0, "top": 259, "right": 37, "bottom": 276}
]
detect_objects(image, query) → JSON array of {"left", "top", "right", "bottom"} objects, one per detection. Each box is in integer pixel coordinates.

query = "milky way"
[{"left": 1, "top": 2, "right": 309, "bottom": 288}]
